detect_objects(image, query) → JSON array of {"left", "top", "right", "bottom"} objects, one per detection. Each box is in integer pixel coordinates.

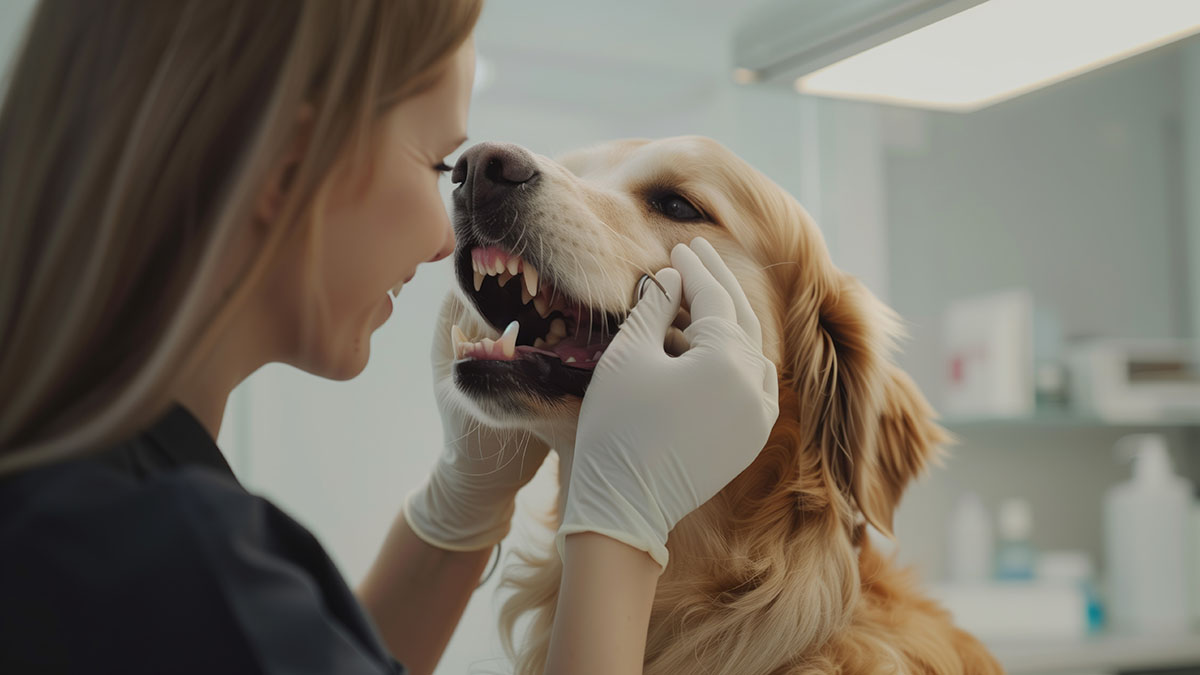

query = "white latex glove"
[
  {"left": 556, "top": 237, "right": 780, "bottom": 571},
  {"left": 404, "top": 346, "right": 551, "bottom": 552}
]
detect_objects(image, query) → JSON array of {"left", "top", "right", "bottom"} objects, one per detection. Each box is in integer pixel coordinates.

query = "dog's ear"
[
  {"left": 785, "top": 272, "right": 946, "bottom": 537},
  {"left": 852, "top": 365, "right": 948, "bottom": 537}
]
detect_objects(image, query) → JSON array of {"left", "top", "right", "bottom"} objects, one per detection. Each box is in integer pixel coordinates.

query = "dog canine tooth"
[
  {"left": 507, "top": 256, "right": 520, "bottom": 276},
  {"left": 473, "top": 270, "right": 484, "bottom": 291},
  {"left": 523, "top": 264, "right": 539, "bottom": 298},
  {"left": 499, "top": 320, "right": 519, "bottom": 358},
  {"left": 521, "top": 285, "right": 533, "bottom": 305}
]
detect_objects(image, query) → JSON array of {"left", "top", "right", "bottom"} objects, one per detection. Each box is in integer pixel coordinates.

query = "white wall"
[{"left": 1186, "top": 39, "right": 1200, "bottom": 344}]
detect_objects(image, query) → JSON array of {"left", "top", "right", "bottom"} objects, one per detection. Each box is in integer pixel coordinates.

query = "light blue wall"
[
  {"left": 887, "top": 40, "right": 1186, "bottom": 400},
  {"left": 883, "top": 38, "right": 1199, "bottom": 582}
]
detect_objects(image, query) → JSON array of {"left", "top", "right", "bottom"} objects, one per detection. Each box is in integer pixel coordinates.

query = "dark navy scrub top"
[{"left": 0, "top": 403, "right": 407, "bottom": 674}]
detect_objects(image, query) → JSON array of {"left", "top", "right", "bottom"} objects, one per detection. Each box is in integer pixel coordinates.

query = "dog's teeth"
[
  {"left": 521, "top": 285, "right": 533, "bottom": 305},
  {"left": 533, "top": 337, "right": 546, "bottom": 348},
  {"left": 492, "top": 257, "right": 505, "bottom": 275},
  {"left": 592, "top": 351, "right": 603, "bottom": 361},
  {"left": 549, "top": 318, "right": 566, "bottom": 337},
  {"left": 498, "top": 271, "right": 513, "bottom": 287},
  {"left": 451, "top": 324, "right": 468, "bottom": 359},
  {"left": 507, "top": 257, "right": 520, "bottom": 276},
  {"left": 534, "top": 295, "right": 550, "bottom": 318},
  {"left": 473, "top": 270, "right": 484, "bottom": 291},
  {"left": 451, "top": 325, "right": 465, "bottom": 359},
  {"left": 565, "top": 356, "right": 577, "bottom": 363},
  {"left": 498, "top": 320, "right": 518, "bottom": 358},
  {"left": 544, "top": 333, "right": 561, "bottom": 347},
  {"left": 481, "top": 338, "right": 495, "bottom": 355},
  {"left": 524, "top": 264, "right": 539, "bottom": 298}
]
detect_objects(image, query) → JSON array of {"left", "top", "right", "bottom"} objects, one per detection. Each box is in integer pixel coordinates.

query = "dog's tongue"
[{"left": 516, "top": 335, "right": 608, "bottom": 370}]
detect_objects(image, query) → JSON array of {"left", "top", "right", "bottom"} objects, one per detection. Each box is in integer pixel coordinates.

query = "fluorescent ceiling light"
[{"left": 794, "top": 0, "right": 1200, "bottom": 112}]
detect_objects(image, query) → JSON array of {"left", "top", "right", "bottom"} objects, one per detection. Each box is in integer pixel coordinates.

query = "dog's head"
[{"left": 434, "top": 136, "right": 945, "bottom": 537}]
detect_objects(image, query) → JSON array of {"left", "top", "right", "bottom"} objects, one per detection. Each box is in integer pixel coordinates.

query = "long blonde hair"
[{"left": 0, "top": 0, "right": 482, "bottom": 473}]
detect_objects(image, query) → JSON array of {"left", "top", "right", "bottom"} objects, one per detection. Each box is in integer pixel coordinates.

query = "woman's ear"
[{"left": 254, "top": 104, "right": 315, "bottom": 227}]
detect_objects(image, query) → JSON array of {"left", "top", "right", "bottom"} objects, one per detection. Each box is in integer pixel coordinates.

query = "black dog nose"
[{"left": 452, "top": 142, "right": 539, "bottom": 211}]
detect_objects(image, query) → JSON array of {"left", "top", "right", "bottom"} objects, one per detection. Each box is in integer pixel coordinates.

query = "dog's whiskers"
[{"left": 579, "top": 246, "right": 619, "bottom": 344}]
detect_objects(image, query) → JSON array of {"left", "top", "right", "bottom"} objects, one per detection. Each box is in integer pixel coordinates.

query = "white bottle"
[
  {"left": 946, "top": 492, "right": 993, "bottom": 584},
  {"left": 1103, "top": 434, "right": 1194, "bottom": 634}
]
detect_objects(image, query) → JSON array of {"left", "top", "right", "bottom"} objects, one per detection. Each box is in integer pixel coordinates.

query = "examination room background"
[{"left": 3, "top": 2, "right": 1199, "bottom": 674}]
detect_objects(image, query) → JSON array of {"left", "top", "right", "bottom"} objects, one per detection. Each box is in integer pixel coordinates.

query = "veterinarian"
[{"left": 0, "top": 2, "right": 779, "bottom": 674}]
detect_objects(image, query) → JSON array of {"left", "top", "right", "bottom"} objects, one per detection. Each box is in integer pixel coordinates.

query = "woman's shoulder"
[
  {"left": 0, "top": 459, "right": 403, "bottom": 674},
  {"left": 0, "top": 460, "right": 261, "bottom": 671},
  {"left": 0, "top": 453, "right": 283, "bottom": 559}
]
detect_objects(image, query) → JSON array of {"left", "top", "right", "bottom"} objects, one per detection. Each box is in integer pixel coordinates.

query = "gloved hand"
[
  {"left": 556, "top": 237, "right": 780, "bottom": 571},
  {"left": 404, "top": 329, "right": 552, "bottom": 551}
]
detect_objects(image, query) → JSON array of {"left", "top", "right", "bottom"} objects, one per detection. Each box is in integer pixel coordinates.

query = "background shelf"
[
  {"left": 991, "top": 629, "right": 1200, "bottom": 674},
  {"left": 940, "top": 412, "right": 1200, "bottom": 429}
]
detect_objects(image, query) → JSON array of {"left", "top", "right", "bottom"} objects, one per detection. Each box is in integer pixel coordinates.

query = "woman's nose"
[{"left": 429, "top": 224, "right": 455, "bottom": 262}]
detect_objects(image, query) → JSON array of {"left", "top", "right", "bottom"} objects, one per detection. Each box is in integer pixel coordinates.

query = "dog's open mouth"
[{"left": 452, "top": 245, "right": 622, "bottom": 379}]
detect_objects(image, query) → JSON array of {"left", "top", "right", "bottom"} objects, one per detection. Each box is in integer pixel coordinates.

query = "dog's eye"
[{"left": 650, "top": 193, "right": 704, "bottom": 221}]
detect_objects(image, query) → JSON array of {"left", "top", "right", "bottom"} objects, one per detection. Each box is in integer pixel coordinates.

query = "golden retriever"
[{"left": 433, "top": 136, "right": 1003, "bottom": 675}]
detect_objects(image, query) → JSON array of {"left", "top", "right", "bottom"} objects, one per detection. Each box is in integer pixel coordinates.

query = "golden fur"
[{"left": 436, "top": 136, "right": 1003, "bottom": 674}]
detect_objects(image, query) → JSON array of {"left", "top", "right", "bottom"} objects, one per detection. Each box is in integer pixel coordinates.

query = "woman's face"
[{"left": 269, "top": 36, "right": 474, "bottom": 380}]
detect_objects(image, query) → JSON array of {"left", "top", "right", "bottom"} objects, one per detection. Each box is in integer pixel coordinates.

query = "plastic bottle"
[
  {"left": 994, "top": 498, "right": 1036, "bottom": 580},
  {"left": 946, "top": 492, "right": 993, "bottom": 584},
  {"left": 1103, "top": 434, "right": 1194, "bottom": 634}
]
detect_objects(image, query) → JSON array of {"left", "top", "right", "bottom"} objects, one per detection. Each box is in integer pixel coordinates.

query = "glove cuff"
[
  {"left": 555, "top": 461, "right": 671, "bottom": 572},
  {"left": 403, "top": 470, "right": 516, "bottom": 552},
  {"left": 555, "top": 525, "right": 669, "bottom": 573}
]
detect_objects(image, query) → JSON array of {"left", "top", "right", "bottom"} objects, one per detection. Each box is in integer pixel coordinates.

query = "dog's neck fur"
[{"left": 526, "top": 410, "right": 865, "bottom": 669}]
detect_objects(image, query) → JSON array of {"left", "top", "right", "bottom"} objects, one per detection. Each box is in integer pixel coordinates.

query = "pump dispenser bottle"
[{"left": 1103, "top": 433, "right": 1193, "bottom": 634}]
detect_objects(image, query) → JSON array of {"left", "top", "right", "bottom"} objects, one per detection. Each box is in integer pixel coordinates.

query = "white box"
[
  {"left": 928, "top": 581, "right": 1088, "bottom": 642},
  {"left": 942, "top": 289, "right": 1035, "bottom": 418},
  {"left": 1066, "top": 339, "right": 1200, "bottom": 423}
]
